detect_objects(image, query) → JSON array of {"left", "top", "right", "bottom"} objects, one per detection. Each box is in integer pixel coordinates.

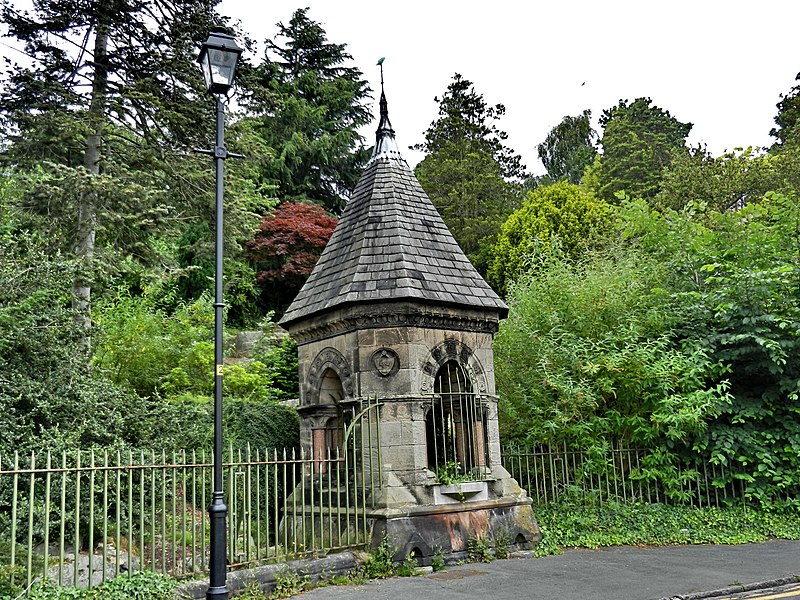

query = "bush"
[
  {"left": 0, "top": 226, "right": 152, "bottom": 454},
  {"left": 534, "top": 500, "right": 800, "bottom": 556},
  {"left": 494, "top": 245, "right": 729, "bottom": 448},
  {"left": 489, "top": 181, "right": 612, "bottom": 294},
  {"left": 18, "top": 571, "right": 176, "bottom": 600}
]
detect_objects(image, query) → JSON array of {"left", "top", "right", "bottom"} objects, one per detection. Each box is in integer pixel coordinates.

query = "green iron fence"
[
  {"left": 8, "top": 437, "right": 792, "bottom": 594},
  {"left": 501, "top": 444, "right": 789, "bottom": 507},
  {"left": 0, "top": 445, "right": 374, "bottom": 595}
]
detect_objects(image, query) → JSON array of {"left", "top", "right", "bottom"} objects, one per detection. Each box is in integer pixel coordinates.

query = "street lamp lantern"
[
  {"left": 197, "top": 27, "right": 242, "bottom": 600},
  {"left": 198, "top": 29, "right": 242, "bottom": 95}
]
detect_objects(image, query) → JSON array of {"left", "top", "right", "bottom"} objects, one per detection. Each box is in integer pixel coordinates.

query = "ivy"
[{"left": 535, "top": 500, "right": 800, "bottom": 557}]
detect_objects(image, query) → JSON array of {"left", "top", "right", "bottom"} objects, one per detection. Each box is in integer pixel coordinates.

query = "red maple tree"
[{"left": 248, "top": 201, "right": 337, "bottom": 311}]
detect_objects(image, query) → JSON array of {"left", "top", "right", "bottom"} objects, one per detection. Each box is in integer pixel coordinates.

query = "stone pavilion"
[{"left": 278, "top": 84, "right": 540, "bottom": 559}]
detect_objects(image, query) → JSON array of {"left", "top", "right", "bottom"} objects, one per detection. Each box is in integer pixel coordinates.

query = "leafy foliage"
[
  {"left": 588, "top": 97, "right": 692, "bottom": 202},
  {"left": 434, "top": 461, "right": 475, "bottom": 485},
  {"left": 494, "top": 244, "right": 730, "bottom": 449},
  {"left": 0, "top": 204, "right": 150, "bottom": 453},
  {"left": 360, "top": 533, "right": 397, "bottom": 579},
  {"left": 654, "top": 146, "right": 787, "bottom": 211},
  {"left": 621, "top": 193, "right": 800, "bottom": 506},
  {"left": 488, "top": 181, "right": 613, "bottom": 294},
  {"left": 534, "top": 500, "right": 800, "bottom": 557},
  {"left": 467, "top": 535, "right": 494, "bottom": 563},
  {"left": 14, "top": 570, "right": 176, "bottom": 600},
  {"left": 93, "top": 291, "right": 216, "bottom": 398},
  {"left": 247, "top": 201, "right": 337, "bottom": 314},
  {"left": 536, "top": 109, "right": 598, "bottom": 185}
]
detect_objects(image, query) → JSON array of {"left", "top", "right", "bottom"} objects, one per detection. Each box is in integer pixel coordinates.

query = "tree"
[
  {"left": 414, "top": 73, "right": 525, "bottom": 274},
  {"left": 537, "top": 110, "right": 598, "bottom": 184},
  {"left": 654, "top": 146, "right": 789, "bottom": 211},
  {"left": 240, "top": 8, "right": 372, "bottom": 213},
  {"left": 488, "top": 181, "right": 613, "bottom": 294},
  {"left": 589, "top": 97, "right": 692, "bottom": 202},
  {"left": 247, "top": 201, "right": 337, "bottom": 313},
  {"left": 0, "top": 0, "right": 231, "bottom": 345},
  {"left": 771, "top": 71, "right": 800, "bottom": 146},
  {"left": 413, "top": 73, "right": 526, "bottom": 181}
]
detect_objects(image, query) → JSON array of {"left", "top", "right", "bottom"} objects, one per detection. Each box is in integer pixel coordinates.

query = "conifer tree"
[
  {"left": 0, "top": 0, "right": 235, "bottom": 344},
  {"left": 241, "top": 8, "right": 372, "bottom": 213},
  {"left": 413, "top": 73, "right": 526, "bottom": 275}
]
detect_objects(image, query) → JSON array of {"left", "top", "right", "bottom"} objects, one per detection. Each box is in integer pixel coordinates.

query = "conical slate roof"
[{"left": 279, "top": 90, "right": 507, "bottom": 328}]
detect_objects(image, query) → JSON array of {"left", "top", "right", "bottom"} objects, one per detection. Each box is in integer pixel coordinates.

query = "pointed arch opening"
[
  {"left": 312, "top": 368, "right": 353, "bottom": 473},
  {"left": 426, "top": 360, "right": 488, "bottom": 477}
]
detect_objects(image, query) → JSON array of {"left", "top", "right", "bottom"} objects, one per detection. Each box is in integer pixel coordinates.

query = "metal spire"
[{"left": 371, "top": 57, "right": 402, "bottom": 162}]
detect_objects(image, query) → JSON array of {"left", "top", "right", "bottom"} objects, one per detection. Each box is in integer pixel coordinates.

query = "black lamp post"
[{"left": 198, "top": 28, "right": 242, "bottom": 600}]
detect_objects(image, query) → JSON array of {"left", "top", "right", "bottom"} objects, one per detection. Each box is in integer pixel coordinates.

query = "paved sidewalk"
[{"left": 298, "top": 540, "right": 800, "bottom": 600}]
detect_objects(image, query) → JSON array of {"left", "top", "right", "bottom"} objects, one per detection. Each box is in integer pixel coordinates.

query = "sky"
[
  {"left": 2, "top": 1, "right": 799, "bottom": 174},
  {"left": 218, "top": 0, "right": 800, "bottom": 173}
]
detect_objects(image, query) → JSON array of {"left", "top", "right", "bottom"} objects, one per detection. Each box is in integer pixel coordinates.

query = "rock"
[
  {"left": 232, "top": 331, "right": 264, "bottom": 358},
  {"left": 46, "top": 549, "right": 140, "bottom": 588}
]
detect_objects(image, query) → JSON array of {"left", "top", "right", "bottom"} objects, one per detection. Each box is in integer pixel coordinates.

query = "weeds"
[
  {"left": 467, "top": 535, "right": 493, "bottom": 563},
  {"left": 396, "top": 553, "right": 420, "bottom": 577},
  {"left": 360, "top": 532, "right": 396, "bottom": 579},
  {"left": 431, "top": 549, "right": 446, "bottom": 572}
]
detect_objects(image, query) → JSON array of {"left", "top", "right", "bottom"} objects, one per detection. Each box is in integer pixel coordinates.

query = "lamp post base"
[
  {"left": 205, "top": 586, "right": 229, "bottom": 600},
  {"left": 206, "top": 493, "right": 228, "bottom": 600}
]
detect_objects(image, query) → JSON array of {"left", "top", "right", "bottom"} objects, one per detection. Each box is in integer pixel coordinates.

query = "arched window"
[{"left": 426, "top": 361, "right": 488, "bottom": 476}]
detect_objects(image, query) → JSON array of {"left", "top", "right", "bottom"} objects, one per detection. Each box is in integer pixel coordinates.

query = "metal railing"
[
  {"left": 0, "top": 446, "right": 372, "bottom": 595},
  {"left": 426, "top": 361, "right": 489, "bottom": 477},
  {"left": 502, "top": 444, "right": 777, "bottom": 507}
]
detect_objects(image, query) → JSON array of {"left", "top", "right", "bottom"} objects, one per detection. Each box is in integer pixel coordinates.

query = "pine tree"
[
  {"left": 413, "top": 73, "right": 525, "bottom": 275},
  {"left": 0, "top": 0, "right": 236, "bottom": 344},
  {"left": 240, "top": 8, "right": 372, "bottom": 213}
]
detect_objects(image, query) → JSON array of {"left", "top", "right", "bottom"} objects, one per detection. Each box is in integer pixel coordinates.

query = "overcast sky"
[
  {"left": 219, "top": 0, "right": 800, "bottom": 173},
  {"left": 3, "top": 1, "right": 798, "bottom": 174}
]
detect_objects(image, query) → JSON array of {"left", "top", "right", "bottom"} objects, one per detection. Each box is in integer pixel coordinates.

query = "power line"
[{"left": 0, "top": 40, "right": 37, "bottom": 62}]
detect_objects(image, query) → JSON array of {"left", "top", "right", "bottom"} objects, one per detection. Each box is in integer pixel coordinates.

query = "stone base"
[{"left": 369, "top": 498, "right": 540, "bottom": 561}]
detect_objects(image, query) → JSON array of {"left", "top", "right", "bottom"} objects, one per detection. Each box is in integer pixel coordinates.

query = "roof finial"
[{"left": 372, "top": 57, "right": 400, "bottom": 161}]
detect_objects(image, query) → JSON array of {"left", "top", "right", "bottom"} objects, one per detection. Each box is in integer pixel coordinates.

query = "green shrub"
[
  {"left": 467, "top": 535, "right": 493, "bottom": 563},
  {"left": 224, "top": 397, "right": 300, "bottom": 451},
  {"left": 534, "top": 500, "right": 800, "bottom": 557},
  {"left": 14, "top": 571, "right": 175, "bottom": 600},
  {"left": 361, "top": 533, "right": 396, "bottom": 579}
]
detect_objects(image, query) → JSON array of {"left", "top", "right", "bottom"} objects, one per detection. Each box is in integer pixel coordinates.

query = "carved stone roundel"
[{"left": 371, "top": 347, "right": 399, "bottom": 377}]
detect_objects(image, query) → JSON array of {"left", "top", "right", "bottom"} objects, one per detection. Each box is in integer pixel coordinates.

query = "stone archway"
[
  {"left": 304, "top": 347, "right": 354, "bottom": 406},
  {"left": 420, "top": 338, "right": 489, "bottom": 396},
  {"left": 425, "top": 359, "right": 488, "bottom": 476}
]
